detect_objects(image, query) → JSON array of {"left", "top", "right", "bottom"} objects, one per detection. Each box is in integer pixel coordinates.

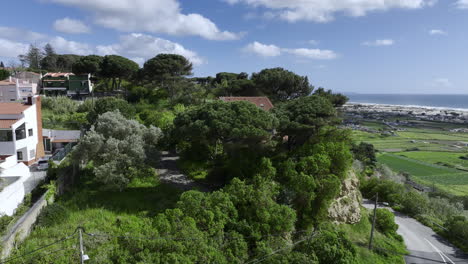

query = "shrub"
[
  {"left": 305, "top": 227, "right": 356, "bottom": 264},
  {"left": 41, "top": 96, "right": 79, "bottom": 115},
  {"left": 37, "top": 204, "right": 69, "bottom": 227},
  {"left": 374, "top": 208, "right": 399, "bottom": 238}
]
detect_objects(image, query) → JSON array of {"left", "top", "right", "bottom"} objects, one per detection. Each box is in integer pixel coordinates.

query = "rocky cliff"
[{"left": 328, "top": 170, "right": 362, "bottom": 224}]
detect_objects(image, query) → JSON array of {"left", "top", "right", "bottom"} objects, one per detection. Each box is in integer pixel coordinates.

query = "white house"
[
  {"left": 0, "top": 77, "right": 38, "bottom": 103},
  {"left": 0, "top": 96, "right": 44, "bottom": 165},
  {"left": 0, "top": 156, "right": 31, "bottom": 216}
]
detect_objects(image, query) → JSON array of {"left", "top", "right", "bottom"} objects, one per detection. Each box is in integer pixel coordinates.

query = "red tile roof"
[
  {"left": 0, "top": 119, "right": 18, "bottom": 129},
  {"left": 0, "top": 81, "right": 16, "bottom": 85},
  {"left": 219, "top": 97, "right": 274, "bottom": 111},
  {"left": 43, "top": 72, "right": 74, "bottom": 78},
  {"left": 0, "top": 103, "right": 31, "bottom": 115}
]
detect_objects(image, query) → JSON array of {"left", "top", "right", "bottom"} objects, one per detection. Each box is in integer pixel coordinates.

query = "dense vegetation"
[{"left": 3, "top": 51, "right": 409, "bottom": 263}]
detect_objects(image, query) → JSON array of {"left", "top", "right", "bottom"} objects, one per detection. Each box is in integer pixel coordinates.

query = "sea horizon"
[{"left": 345, "top": 93, "right": 468, "bottom": 110}]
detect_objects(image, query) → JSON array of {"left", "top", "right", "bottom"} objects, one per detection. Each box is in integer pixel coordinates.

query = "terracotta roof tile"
[
  {"left": 0, "top": 103, "right": 31, "bottom": 115},
  {"left": 219, "top": 97, "right": 274, "bottom": 111},
  {"left": 0, "top": 119, "right": 19, "bottom": 129}
]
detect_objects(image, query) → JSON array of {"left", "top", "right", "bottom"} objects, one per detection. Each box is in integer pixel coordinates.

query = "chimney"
[
  {"left": 9, "top": 76, "right": 11, "bottom": 82},
  {"left": 26, "top": 95, "right": 33, "bottom": 105}
]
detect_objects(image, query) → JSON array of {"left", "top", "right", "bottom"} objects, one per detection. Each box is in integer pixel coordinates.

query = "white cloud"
[
  {"left": 243, "top": 41, "right": 281, "bottom": 57},
  {"left": 429, "top": 29, "right": 447, "bottom": 35},
  {"left": 0, "top": 26, "right": 46, "bottom": 42},
  {"left": 0, "top": 27, "right": 202, "bottom": 66},
  {"left": 49, "top": 37, "right": 94, "bottom": 55},
  {"left": 456, "top": 0, "right": 468, "bottom": 9},
  {"left": 284, "top": 48, "right": 338, "bottom": 60},
  {"left": 243, "top": 41, "right": 338, "bottom": 60},
  {"left": 0, "top": 38, "right": 30, "bottom": 58},
  {"left": 308, "top": 40, "right": 319, "bottom": 45},
  {"left": 431, "top": 78, "right": 452, "bottom": 87},
  {"left": 47, "top": 0, "right": 240, "bottom": 40},
  {"left": 362, "top": 39, "right": 395, "bottom": 46},
  {"left": 97, "top": 33, "right": 203, "bottom": 65},
  {"left": 224, "top": 0, "right": 436, "bottom": 23},
  {"left": 53, "top": 18, "right": 91, "bottom": 34}
]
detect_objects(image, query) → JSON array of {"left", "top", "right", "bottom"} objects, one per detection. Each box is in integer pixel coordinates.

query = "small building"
[
  {"left": 0, "top": 96, "right": 45, "bottom": 165},
  {"left": 41, "top": 72, "right": 93, "bottom": 96},
  {"left": 43, "top": 129, "right": 81, "bottom": 154},
  {"left": 219, "top": 96, "right": 274, "bottom": 111},
  {"left": 0, "top": 77, "right": 39, "bottom": 103}
]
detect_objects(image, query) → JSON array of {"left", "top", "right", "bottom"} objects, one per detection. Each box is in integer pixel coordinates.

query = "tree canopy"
[
  {"left": 273, "top": 95, "right": 338, "bottom": 149},
  {"left": 87, "top": 97, "right": 136, "bottom": 124},
  {"left": 252, "top": 67, "right": 313, "bottom": 102},
  {"left": 100, "top": 55, "right": 139, "bottom": 90},
  {"left": 142, "top": 54, "right": 193, "bottom": 81},
  {"left": 72, "top": 55, "right": 103, "bottom": 75},
  {"left": 73, "top": 111, "right": 162, "bottom": 190}
]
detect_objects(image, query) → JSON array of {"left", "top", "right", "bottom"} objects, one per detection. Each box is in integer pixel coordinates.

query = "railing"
[{"left": 51, "top": 142, "right": 75, "bottom": 162}]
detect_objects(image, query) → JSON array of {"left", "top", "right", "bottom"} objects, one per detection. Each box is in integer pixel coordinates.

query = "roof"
[
  {"left": 43, "top": 72, "right": 74, "bottom": 78},
  {"left": 0, "top": 119, "right": 19, "bottom": 129},
  {"left": 0, "top": 81, "right": 15, "bottom": 85},
  {"left": 219, "top": 97, "right": 274, "bottom": 111},
  {"left": 43, "top": 129, "right": 81, "bottom": 142},
  {"left": 0, "top": 103, "right": 31, "bottom": 115}
]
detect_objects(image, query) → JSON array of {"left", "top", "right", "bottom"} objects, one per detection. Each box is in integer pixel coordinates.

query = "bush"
[
  {"left": 400, "top": 191, "right": 429, "bottom": 216},
  {"left": 41, "top": 96, "right": 79, "bottom": 115},
  {"left": 305, "top": 227, "right": 356, "bottom": 264},
  {"left": 374, "top": 209, "right": 399, "bottom": 238},
  {"left": 37, "top": 204, "right": 69, "bottom": 227}
]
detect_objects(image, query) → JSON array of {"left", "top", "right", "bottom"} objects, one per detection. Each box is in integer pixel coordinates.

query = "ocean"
[{"left": 346, "top": 94, "right": 468, "bottom": 110}]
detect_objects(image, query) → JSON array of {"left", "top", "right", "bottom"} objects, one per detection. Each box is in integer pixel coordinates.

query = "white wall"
[{"left": 0, "top": 163, "right": 31, "bottom": 216}]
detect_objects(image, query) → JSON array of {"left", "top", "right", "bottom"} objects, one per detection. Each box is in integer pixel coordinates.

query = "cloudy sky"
[{"left": 1, "top": 0, "right": 468, "bottom": 94}]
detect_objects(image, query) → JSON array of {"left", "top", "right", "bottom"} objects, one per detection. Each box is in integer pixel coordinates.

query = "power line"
[
  {"left": 0, "top": 228, "right": 78, "bottom": 264},
  {"left": 244, "top": 232, "right": 319, "bottom": 264}
]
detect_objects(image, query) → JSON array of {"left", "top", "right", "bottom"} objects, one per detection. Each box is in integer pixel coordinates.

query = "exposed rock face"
[{"left": 328, "top": 170, "right": 362, "bottom": 224}]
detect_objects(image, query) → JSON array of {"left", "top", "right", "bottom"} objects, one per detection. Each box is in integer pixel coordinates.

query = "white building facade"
[
  {"left": 0, "top": 77, "right": 38, "bottom": 103},
  {"left": 0, "top": 96, "right": 44, "bottom": 165}
]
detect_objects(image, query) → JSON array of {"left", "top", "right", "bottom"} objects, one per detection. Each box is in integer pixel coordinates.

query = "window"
[
  {"left": 0, "top": 130, "right": 13, "bottom": 141},
  {"left": 15, "top": 123, "right": 26, "bottom": 140},
  {"left": 28, "top": 128, "right": 33, "bottom": 137},
  {"left": 17, "top": 151, "right": 23, "bottom": 161},
  {"left": 10, "top": 99, "right": 15, "bottom": 101},
  {"left": 29, "top": 149, "right": 35, "bottom": 159}
]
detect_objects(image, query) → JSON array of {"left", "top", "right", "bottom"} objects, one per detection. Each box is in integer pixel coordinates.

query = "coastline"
[{"left": 346, "top": 102, "right": 468, "bottom": 113}]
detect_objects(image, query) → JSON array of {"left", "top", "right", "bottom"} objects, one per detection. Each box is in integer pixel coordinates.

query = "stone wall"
[{"left": 0, "top": 191, "right": 50, "bottom": 259}]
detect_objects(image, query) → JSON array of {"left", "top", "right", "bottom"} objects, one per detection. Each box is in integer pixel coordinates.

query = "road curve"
[{"left": 363, "top": 200, "right": 468, "bottom": 264}]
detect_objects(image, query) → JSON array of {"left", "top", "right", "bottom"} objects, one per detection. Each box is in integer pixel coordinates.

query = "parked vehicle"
[{"left": 37, "top": 158, "right": 50, "bottom": 170}]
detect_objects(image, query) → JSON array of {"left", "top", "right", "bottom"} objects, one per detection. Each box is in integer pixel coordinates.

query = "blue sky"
[{"left": 1, "top": 0, "right": 468, "bottom": 94}]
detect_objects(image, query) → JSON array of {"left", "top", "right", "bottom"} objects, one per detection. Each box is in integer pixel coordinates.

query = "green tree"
[
  {"left": 100, "top": 55, "right": 139, "bottom": 90},
  {"left": 56, "top": 54, "right": 82, "bottom": 72},
  {"left": 273, "top": 95, "right": 338, "bottom": 150},
  {"left": 374, "top": 208, "right": 399, "bottom": 238},
  {"left": 72, "top": 55, "right": 103, "bottom": 75},
  {"left": 0, "top": 69, "right": 10, "bottom": 80},
  {"left": 313, "top": 87, "right": 349, "bottom": 107},
  {"left": 73, "top": 111, "right": 162, "bottom": 190},
  {"left": 18, "top": 44, "right": 43, "bottom": 69},
  {"left": 87, "top": 97, "right": 136, "bottom": 124},
  {"left": 142, "top": 54, "right": 193, "bottom": 82},
  {"left": 40, "top": 43, "right": 58, "bottom": 71},
  {"left": 352, "top": 142, "right": 377, "bottom": 167},
  {"left": 252, "top": 67, "right": 313, "bottom": 102},
  {"left": 172, "top": 101, "right": 278, "bottom": 181}
]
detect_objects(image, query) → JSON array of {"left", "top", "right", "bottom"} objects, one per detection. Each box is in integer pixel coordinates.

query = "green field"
[{"left": 377, "top": 153, "right": 468, "bottom": 195}]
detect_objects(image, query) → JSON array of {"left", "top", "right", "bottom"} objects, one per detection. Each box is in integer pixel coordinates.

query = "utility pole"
[
  {"left": 369, "top": 192, "right": 378, "bottom": 250},
  {"left": 79, "top": 227, "right": 84, "bottom": 264}
]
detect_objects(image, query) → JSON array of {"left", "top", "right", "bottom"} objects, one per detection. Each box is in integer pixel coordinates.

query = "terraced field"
[{"left": 377, "top": 153, "right": 468, "bottom": 195}]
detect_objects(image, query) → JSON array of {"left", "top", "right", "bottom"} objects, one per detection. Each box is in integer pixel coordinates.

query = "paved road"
[{"left": 363, "top": 200, "right": 468, "bottom": 264}]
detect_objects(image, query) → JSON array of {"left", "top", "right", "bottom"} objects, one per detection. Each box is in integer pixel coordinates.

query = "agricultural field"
[
  {"left": 351, "top": 118, "right": 468, "bottom": 196},
  {"left": 377, "top": 153, "right": 468, "bottom": 195}
]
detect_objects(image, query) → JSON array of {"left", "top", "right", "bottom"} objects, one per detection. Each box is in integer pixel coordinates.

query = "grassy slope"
[
  {"left": 339, "top": 208, "right": 407, "bottom": 264},
  {"left": 6, "top": 179, "right": 182, "bottom": 263}
]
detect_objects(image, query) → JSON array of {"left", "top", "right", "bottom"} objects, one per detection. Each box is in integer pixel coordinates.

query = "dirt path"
[{"left": 157, "top": 151, "right": 211, "bottom": 192}]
